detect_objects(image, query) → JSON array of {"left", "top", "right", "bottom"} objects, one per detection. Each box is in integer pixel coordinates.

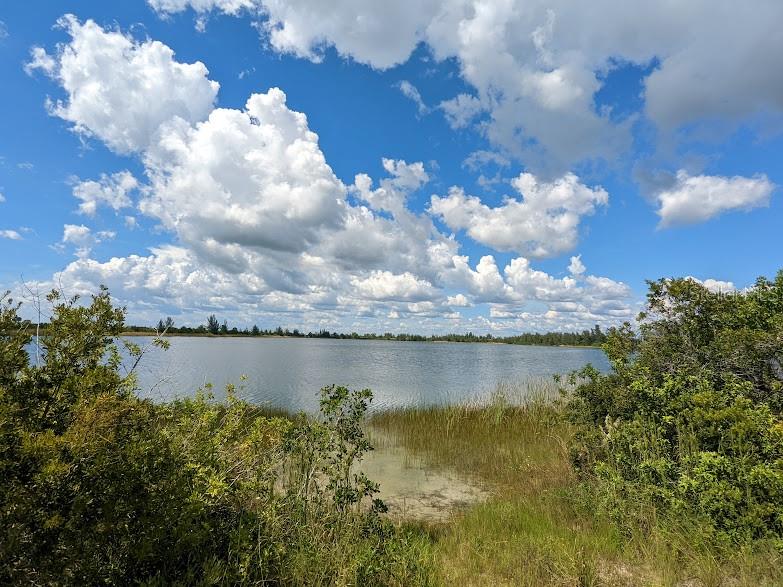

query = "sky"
[{"left": 0, "top": 1, "right": 781, "bottom": 334}]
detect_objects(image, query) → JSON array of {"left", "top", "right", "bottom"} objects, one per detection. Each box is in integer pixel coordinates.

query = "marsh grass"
[
  {"left": 369, "top": 379, "right": 783, "bottom": 586},
  {"left": 370, "top": 378, "right": 571, "bottom": 493}
]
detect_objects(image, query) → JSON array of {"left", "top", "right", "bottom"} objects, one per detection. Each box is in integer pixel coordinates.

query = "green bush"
[
  {"left": 0, "top": 289, "right": 430, "bottom": 585},
  {"left": 566, "top": 272, "right": 783, "bottom": 544}
]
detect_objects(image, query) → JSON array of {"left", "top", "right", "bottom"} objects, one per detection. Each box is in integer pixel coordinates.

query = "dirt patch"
[{"left": 360, "top": 429, "right": 488, "bottom": 521}]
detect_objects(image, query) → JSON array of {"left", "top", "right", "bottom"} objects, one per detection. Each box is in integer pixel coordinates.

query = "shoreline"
[{"left": 119, "top": 331, "right": 602, "bottom": 349}]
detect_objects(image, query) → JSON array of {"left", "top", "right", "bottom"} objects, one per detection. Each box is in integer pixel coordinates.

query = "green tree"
[
  {"left": 206, "top": 314, "right": 220, "bottom": 335},
  {"left": 566, "top": 273, "right": 783, "bottom": 542}
]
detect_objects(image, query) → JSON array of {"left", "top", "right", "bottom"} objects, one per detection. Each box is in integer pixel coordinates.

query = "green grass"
[{"left": 369, "top": 380, "right": 783, "bottom": 586}]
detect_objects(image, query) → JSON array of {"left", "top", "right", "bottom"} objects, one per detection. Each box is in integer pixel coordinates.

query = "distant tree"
[
  {"left": 220, "top": 321, "right": 229, "bottom": 335},
  {"left": 206, "top": 314, "right": 220, "bottom": 335},
  {"left": 251, "top": 325, "right": 260, "bottom": 336},
  {"left": 157, "top": 317, "right": 174, "bottom": 334}
]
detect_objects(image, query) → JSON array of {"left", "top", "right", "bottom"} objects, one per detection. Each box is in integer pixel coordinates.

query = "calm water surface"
[{"left": 125, "top": 337, "right": 609, "bottom": 412}]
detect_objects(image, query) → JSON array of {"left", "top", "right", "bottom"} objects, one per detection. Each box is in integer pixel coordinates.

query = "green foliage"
[
  {"left": 285, "top": 385, "right": 385, "bottom": 519},
  {"left": 566, "top": 272, "right": 783, "bottom": 544},
  {"left": 0, "top": 289, "right": 429, "bottom": 585},
  {"left": 206, "top": 313, "right": 220, "bottom": 335},
  {"left": 125, "top": 318, "right": 607, "bottom": 347}
]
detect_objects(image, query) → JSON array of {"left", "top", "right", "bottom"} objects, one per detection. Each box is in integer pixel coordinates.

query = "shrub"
[
  {"left": 0, "top": 289, "right": 429, "bottom": 585},
  {"left": 566, "top": 272, "right": 783, "bottom": 544}
]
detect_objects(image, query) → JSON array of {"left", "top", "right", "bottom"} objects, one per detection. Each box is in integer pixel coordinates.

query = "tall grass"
[
  {"left": 370, "top": 378, "right": 570, "bottom": 493},
  {"left": 369, "top": 379, "right": 783, "bottom": 586}
]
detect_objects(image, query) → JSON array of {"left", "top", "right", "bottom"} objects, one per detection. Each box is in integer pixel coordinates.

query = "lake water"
[{"left": 123, "top": 336, "right": 609, "bottom": 412}]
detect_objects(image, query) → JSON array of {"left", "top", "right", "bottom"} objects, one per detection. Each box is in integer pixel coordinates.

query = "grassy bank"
[{"left": 370, "top": 381, "right": 783, "bottom": 586}]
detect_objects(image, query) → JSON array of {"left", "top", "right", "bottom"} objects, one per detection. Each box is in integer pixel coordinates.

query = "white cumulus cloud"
[
  {"left": 26, "top": 15, "right": 219, "bottom": 153},
  {"left": 351, "top": 271, "right": 436, "bottom": 302},
  {"left": 431, "top": 172, "right": 608, "bottom": 258},
  {"left": 568, "top": 255, "right": 586, "bottom": 276},
  {"left": 59, "top": 224, "right": 115, "bottom": 258},
  {"left": 71, "top": 171, "right": 139, "bottom": 216},
  {"left": 353, "top": 158, "right": 429, "bottom": 214},
  {"left": 656, "top": 170, "right": 774, "bottom": 227},
  {"left": 446, "top": 293, "right": 471, "bottom": 307},
  {"left": 140, "top": 88, "right": 346, "bottom": 265}
]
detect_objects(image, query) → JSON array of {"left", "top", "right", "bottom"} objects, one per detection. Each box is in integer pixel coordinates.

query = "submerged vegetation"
[{"left": 1, "top": 270, "right": 782, "bottom": 585}]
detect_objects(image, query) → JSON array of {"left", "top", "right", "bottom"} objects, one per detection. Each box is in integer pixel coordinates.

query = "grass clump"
[
  {"left": 371, "top": 385, "right": 625, "bottom": 586},
  {"left": 371, "top": 379, "right": 571, "bottom": 492}
]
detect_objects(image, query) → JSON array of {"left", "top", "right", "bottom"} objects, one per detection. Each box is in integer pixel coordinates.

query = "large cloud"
[
  {"left": 148, "top": 0, "right": 783, "bottom": 171},
  {"left": 141, "top": 88, "right": 346, "bottom": 261},
  {"left": 27, "top": 15, "right": 219, "bottom": 153},
  {"left": 431, "top": 172, "right": 608, "bottom": 258},
  {"left": 26, "top": 16, "right": 634, "bottom": 332}
]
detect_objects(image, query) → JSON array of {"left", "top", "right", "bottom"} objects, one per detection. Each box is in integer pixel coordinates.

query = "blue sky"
[{"left": 1, "top": 1, "right": 781, "bottom": 333}]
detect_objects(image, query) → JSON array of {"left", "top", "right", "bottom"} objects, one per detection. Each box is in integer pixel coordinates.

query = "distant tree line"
[{"left": 121, "top": 315, "right": 608, "bottom": 347}]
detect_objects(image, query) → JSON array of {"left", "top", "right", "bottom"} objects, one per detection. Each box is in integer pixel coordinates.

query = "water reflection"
[{"left": 121, "top": 337, "right": 609, "bottom": 413}]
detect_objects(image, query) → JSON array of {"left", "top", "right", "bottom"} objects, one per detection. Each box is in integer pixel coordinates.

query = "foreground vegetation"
[
  {"left": 372, "top": 383, "right": 782, "bottom": 585},
  {"left": 0, "top": 289, "right": 431, "bottom": 585},
  {"left": 2, "top": 270, "right": 782, "bottom": 585},
  {"left": 373, "top": 271, "right": 783, "bottom": 585}
]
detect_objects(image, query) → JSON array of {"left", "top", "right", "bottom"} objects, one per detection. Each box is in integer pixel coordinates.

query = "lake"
[{"left": 123, "top": 336, "right": 609, "bottom": 412}]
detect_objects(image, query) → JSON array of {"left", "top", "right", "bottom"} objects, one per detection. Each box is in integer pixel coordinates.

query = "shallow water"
[
  {"left": 362, "top": 429, "right": 488, "bottom": 520},
  {"left": 121, "top": 336, "right": 608, "bottom": 412}
]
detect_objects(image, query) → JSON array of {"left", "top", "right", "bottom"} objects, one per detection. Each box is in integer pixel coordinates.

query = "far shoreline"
[{"left": 119, "top": 331, "right": 603, "bottom": 349}]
